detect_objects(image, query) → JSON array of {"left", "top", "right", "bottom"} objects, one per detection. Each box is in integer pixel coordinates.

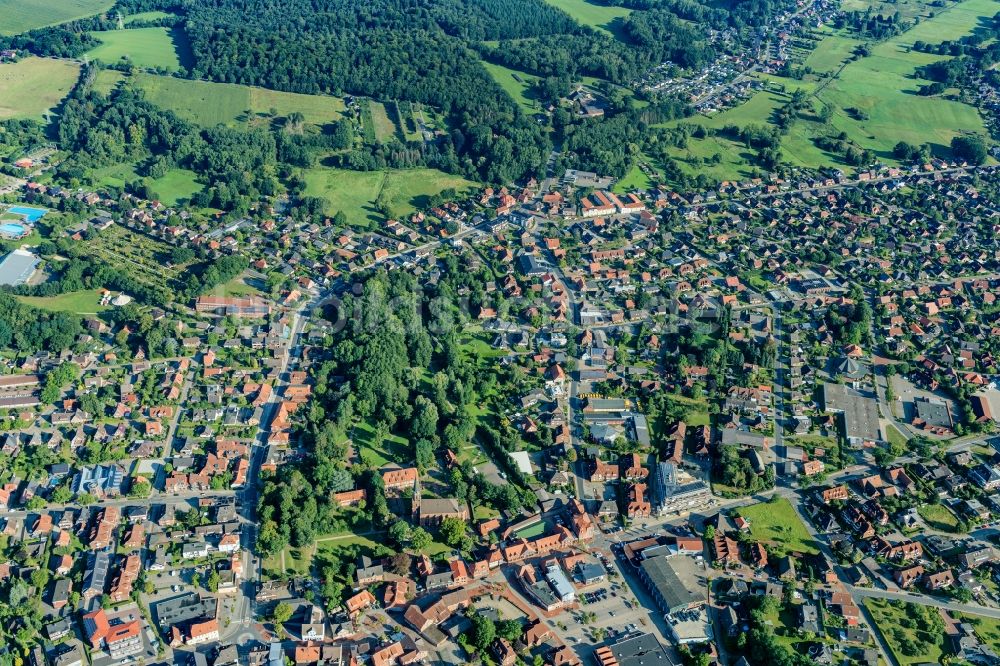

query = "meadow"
[
  {"left": 736, "top": 497, "right": 819, "bottom": 555},
  {"left": 303, "top": 168, "right": 477, "bottom": 226},
  {"left": 0, "top": 0, "right": 112, "bottom": 36},
  {"left": 542, "top": 0, "right": 631, "bottom": 37},
  {"left": 368, "top": 101, "right": 400, "bottom": 143},
  {"left": 16, "top": 290, "right": 108, "bottom": 314},
  {"left": 86, "top": 27, "right": 182, "bottom": 70},
  {"left": 0, "top": 58, "right": 80, "bottom": 121},
  {"left": 482, "top": 61, "right": 542, "bottom": 112},
  {"left": 107, "top": 72, "right": 345, "bottom": 129}
]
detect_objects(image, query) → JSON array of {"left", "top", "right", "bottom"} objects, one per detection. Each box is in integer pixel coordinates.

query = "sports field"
[
  {"left": 86, "top": 27, "right": 182, "bottom": 70},
  {"left": 0, "top": 58, "right": 80, "bottom": 121},
  {"left": 303, "top": 168, "right": 477, "bottom": 226},
  {"left": 118, "top": 73, "right": 345, "bottom": 128},
  {"left": 0, "top": 0, "right": 113, "bottom": 36},
  {"left": 482, "top": 61, "right": 541, "bottom": 112},
  {"left": 543, "top": 0, "right": 631, "bottom": 37}
]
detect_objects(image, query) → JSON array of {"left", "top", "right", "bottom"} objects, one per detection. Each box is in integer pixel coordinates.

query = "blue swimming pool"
[
  {"left": 0, "top": 223, "right": 26, "bottom": 238},
  {"left": 7, "top": 205, "right": 47, "bottom": 223}
]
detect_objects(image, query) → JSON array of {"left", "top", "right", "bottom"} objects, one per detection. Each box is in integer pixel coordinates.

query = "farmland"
[
  {"left": 0, "top": 0, "right": 113, "bottom": 36},
  {"left": 303, "top": 168, "right": 477, "bottom": 227},
  {"left": 85, "top": 27, "right": 183, "bottom": 70},
  {"left": 0, "top": 58, "right": 80, "bottom": 121}
]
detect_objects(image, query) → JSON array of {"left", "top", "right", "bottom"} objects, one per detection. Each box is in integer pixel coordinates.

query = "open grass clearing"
[
  {"left": 303, "top": 167, "right": 477, "bottom": 227},
  {"left": 15, "top": 289, "right": 108, "bottom": 314},
  {"left": 86, "top": 27, "right": 182, "bottom": 70},
  {"left": 482, "top": 61, "right": 541, "bottom": 112},
  {"left": 368, "top": 101, "right": 399, "bottom": 143},
  {"left": 148, "top": 168, "right": 201, "bottom": 206},
  {"left": 0, "top": 0, "right": 113, "bottom": 36},
  {"left": 918, "top": 503, "right": 963, "bottom": 532},
  {"left": 123, "top": 10, "right": 175, "bottom": 24},
  {"left": 803, "top": 33, "right": 863, "bottom": 74},
  {"left": 0, "top": 57, "right": 80, "bottom": 121},
  {"left": 542, "top": 0, "right": 631, "bottom": 38},
  {"left": 736, "top": 497, "right": 819, "bottom": 555}
]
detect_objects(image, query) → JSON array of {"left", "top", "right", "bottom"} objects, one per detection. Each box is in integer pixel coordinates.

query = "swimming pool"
[
  {"left": 6, "top": 206, "right": 47, "bottom": 223},
  {"left": 0, "top": 223, "right": 26, "bottom": 238}
]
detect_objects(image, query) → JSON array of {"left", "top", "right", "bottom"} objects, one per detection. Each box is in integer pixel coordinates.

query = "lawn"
[
  {"left": 369, "top": 101, "right": 399, "bottom": 143},
  {"left": 542, "top": 0, "right": 631, "bottom": 37},
  {"left": 122, "top": 72, "right": 345, "bottom": 128},
  {"left": 918, "top": 503, "right": 962, "bottom": 532},
  {"left": 736, "top": 497, "right": 819, "bottom": 555},
  {"left": 865, "top": 598, "right": 946, "bottom": 666},
  {"left": 303, "top": 168, "right": 477, "bottom": 227},
  {"left": 16, "top": 290, "right": 108, "bottom": 314},
  {"left": 0, "top": 0, "right": 113, "bottom": 36},
  {"left": 86, "top": 27, "right": 182, "bottom": 70},
  {"left": 0, "top": 57, "right": 80, "bottom": 121},
  {"left": 351, "top": 420, "right": 411, "bottom": 468},
  {"left": 886, "top": 424, "right": 909, "bottom": 449},
  {"left": 482, "top": 61, "right": 541, "bottom": 112},
  {"left": 613, "top": 164, "right": 654, "bottom": 193},
  {"left": 148, "top": 168, "right": 201, "bottom": 206}
]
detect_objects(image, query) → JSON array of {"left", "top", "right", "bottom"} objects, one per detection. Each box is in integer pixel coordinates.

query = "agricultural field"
[
  {"left": 86, "top": 27, "right": 183, "bottom": 70},
  {"left": 15, "top": 290, "right": 108, "bottom": 314},
  {"left": 482, "top": 61, "right": 541, "bottom": 112},
  {"left": 542, "top": 0, "right": 631, "bottom": 37},
  {"left": 736, "top": 497, "right": 819, "bottom": 555},
  {"left": 0, "top": 0, "right": 113, "bottom": 36},
  {"left": 803, "top": 33, "right": 863, "bottom": 74},
  {"left": 99, "top": 72, "right": 345, "bottom": 129},
  {"left": 0, "top": 58, "right": 80, "bottom": 121},
  {"left": 303, "top": 168, "right": 477, "bottom": 226}
]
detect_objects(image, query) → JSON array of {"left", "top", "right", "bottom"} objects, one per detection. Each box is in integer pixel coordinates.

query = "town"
[{"left": 0, "top": 149, "right": 999, "bottom": 666}]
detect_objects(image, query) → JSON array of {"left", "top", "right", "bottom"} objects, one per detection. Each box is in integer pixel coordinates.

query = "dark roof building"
[{"left": 637, "top": 554, "right": 706, "bottom": 614}]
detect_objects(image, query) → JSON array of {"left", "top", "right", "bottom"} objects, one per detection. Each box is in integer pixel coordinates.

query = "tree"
[
  {"left": 206, "top": 570, "right": 220, "bottom": 593},
  {"left": 272, "top": 601, "right": 294, "bottom": 627},
  {"left": 410, "top": 527, "right": 432, "bottom": 552},
  {"left": 389, "top": 521, "right": 412, "bottom": 548},
  {"left": 469, "top": 613, "right": 496, "bottom": 651},
  {"left": 439, "top": 516, "right": 468, "bottom": 548},
  {"left": 703, "top": 525, "right": 715, "bottom": 541},
  {"left": 497, "top": 618, "right": 522, "bottom": 641},
  {"left": 951, "top": 135, "right": 988, "bottom": 165}
]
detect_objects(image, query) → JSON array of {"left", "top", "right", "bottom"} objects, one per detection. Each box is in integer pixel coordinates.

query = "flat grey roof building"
[
  {"left": 822, "top": 383, "right": 881, "bottom": 445},
  {"left": 638, "top": 554, "right": 706, "bottom": 614},
  {"left": 0, "top": 249, "right": 39, "bottom": 286}
]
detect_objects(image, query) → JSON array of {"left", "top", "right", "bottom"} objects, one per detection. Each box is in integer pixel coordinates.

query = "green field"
[
  {"left": 303, "top": 168, "right": 477, "bottom": 226},
  {"left": 803, "top": 33, "right": 863, "bottom": 74},
  {"left": 482, "top": 61, "right": 541, "bottom": 112},
  {"left": 0, "top": 58, "right": 81, "bottom": 121},
  {"left": 0, "top": 0, "right": 113, "bottom": 36},
  {"left": 736, "top": 497, "right": 819, "bottom": 555},
  {"left": 149, "top": 168, "right": 201, "bottom": 205},
  {"left": 543, "top": 0, "right": 631, "bottom": 37},
  {"left": 86, "top": 27, "right": 182, "bottom": 70},
  {"left": 369, "top": 101, "right": 399, "bottom": 143},
  {"left": 957, "top": 613, "right": 1000, "bottom": 655},
  {"left": 16, "top": 290, "right": 108, "bottom": 314},
  {"left": 108, "top": 72, "right": 345, "bottom": 128}
]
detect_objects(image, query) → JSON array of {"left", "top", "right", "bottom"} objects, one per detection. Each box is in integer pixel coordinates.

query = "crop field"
[
  {"left": 543, "top": 0, "right": 631, "bottom": 37},
  {"left": 110, "top": 73, "right": 344, "bottom": 128},
  {"left": 0, "top": 58, "right": 80, "bottom": 121},
  {"left": 86, "top": 27, "right": 182, "bottom": 70},
  {"left": 0, "top": 0, "right": 113, "bottom": 36},
  {"left": 482, "top": 61, "right": 542, "bottom": 112},
  {"left": 303, "top": 168, "right": 477, "bottom": 226}
]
